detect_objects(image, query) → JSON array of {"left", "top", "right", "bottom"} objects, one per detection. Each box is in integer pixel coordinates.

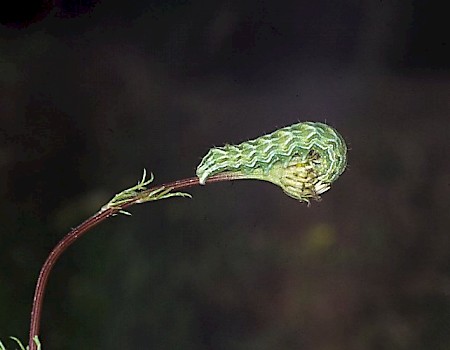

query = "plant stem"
[{"left": 28, "top": 173, "right": 238, "bottom": 350}]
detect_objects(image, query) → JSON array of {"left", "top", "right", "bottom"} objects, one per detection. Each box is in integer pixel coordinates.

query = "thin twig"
[{"left": 28, "top": 173, "right": 238, "bottom": 350}]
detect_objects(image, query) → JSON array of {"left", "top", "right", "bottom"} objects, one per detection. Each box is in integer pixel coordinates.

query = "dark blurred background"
[{"left": 1, "top": 0, "right": 449, "bottom": 349}]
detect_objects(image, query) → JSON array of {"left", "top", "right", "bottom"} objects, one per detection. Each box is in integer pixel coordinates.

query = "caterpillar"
[{"left": 196, "top": 121, "right": 347, "bottom": 203}]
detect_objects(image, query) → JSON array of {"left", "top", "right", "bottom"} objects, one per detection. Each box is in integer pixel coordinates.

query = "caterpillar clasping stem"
[{"left": 196, "top": 121, "right": 347, "bottom": 203}]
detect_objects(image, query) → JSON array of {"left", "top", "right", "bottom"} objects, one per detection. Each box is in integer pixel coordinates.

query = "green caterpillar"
[{"left": 196, "top": 121, "right": 347, "bottom": 203}]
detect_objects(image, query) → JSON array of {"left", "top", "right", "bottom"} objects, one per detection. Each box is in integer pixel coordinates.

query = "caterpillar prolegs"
[{"left": 196, "top": 121, "right": 347, "bottom": 203}]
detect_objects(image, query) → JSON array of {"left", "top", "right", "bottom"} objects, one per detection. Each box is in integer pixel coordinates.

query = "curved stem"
[{"left": 28, "top": 173, "right": 238, "bottom": 350}]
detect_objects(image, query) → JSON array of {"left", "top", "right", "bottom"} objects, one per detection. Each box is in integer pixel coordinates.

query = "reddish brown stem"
[{"left": 28, "top": 173, "right": 237, "bottom": 350}]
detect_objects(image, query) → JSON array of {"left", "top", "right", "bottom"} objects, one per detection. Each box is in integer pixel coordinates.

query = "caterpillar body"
[{"left": 196, "top": 121, "right": 347, "bottom": 203}]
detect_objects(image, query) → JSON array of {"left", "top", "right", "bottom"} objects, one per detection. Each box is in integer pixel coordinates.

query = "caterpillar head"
[{"left": 276, "top": 123, "right": 347, "bottom": 202}]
